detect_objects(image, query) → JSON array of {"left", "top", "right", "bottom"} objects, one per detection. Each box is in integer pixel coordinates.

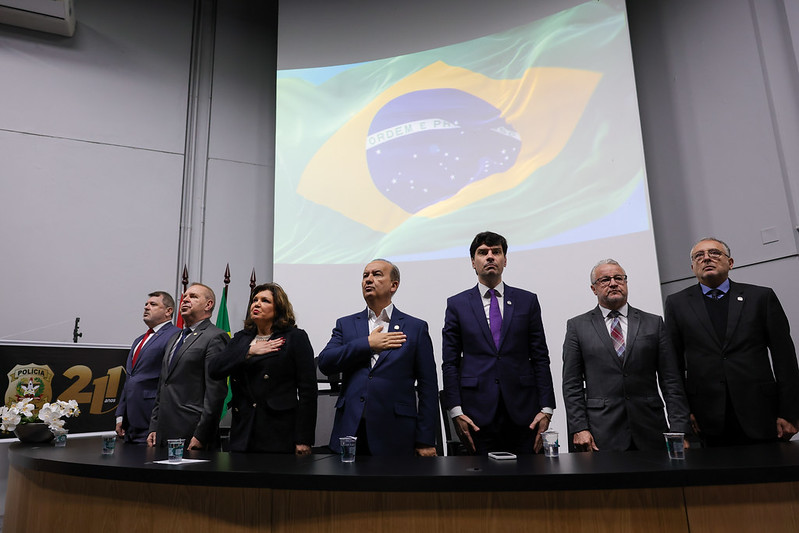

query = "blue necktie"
[
  {"left": 489, "top": 289, "right": 502, "bottom": 349},
  {"left": 168, "top": 328, "right": 192, "bottom": 370}
]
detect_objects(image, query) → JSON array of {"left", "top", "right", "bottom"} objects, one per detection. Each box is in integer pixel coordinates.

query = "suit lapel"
[
  {"left": 355, "top": 309, "right": 369, "bottom": 338},
  {"left": 468, "top": 286, "right": 495, "bottom": 351},
  {"left": 131, "top": 328, "right": 166, "bottom": 374},
  {"left": 685, "top": 285, "right": 722, "bottom": 348},
  {"left": 498, "top": 285, "right": 514, "bottom": 352},
  {"left": 168, "top": 319, "right": 209, "bottom": 376},
  {"left": 128, "top": 333, "right": 145, "bottom": 373},
  {"left": 373, "top": 309, "right": 404, "bottom": 369},
  {"left": 590, "top": 307, "right": 623, "bottom": 368},
  {"left": 624, "top": 307, "right": 641, "bottom": 366},
  {"left": 724, "top": 281, "right": 744, "bottom": 347}
]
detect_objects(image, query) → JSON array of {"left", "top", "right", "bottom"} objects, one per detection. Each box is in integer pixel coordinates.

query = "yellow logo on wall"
[{"left": 5, "top": 364, "right": 54, "bottom": 409}]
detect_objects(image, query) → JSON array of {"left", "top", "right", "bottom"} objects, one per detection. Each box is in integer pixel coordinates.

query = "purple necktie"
[{"left": 489, "top": 289, "right": 502, "bottom": 349}]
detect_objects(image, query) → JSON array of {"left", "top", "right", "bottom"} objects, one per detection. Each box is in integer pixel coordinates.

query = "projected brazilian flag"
[{"left": 276, "top": 1, "right": 647, "bottom": 263}]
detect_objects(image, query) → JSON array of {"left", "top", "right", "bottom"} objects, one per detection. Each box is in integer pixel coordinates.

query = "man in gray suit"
[
  {"left": 147, "top": 283, "right": 229, "bottom": 449},
  {"left": 562, "top": 259, "right": 690, "bottom": 452}
]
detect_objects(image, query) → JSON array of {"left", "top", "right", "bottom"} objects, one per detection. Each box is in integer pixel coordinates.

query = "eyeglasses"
[
  {"left": 593, "top": 275, "right": 627, "bottom": 286},
  {"left": 691, "top": 249, "right": 728, "bottom": 262}
]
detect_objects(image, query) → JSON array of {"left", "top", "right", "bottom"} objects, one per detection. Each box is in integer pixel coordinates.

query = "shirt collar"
[
  {"left": 368, "top": 303, "right": 394, "bottom": 322},
  {"left": 700, "top": 278, "right": 730, "bottom": 296},
  {"left": 184, "top": 317, "right": 207, "bottom": 333},
  {"left": 479, "top": 281, "right": 505, "bottom": 299},
  {"left": 152, "top": 321, "right": 171, "bottom": 333},
  {"left": 599, "top": 303, "right": 629, "bottom": 318}
]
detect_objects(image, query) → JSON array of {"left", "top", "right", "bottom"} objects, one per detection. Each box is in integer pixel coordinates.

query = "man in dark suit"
[
  {"left": 115, "top": 291, "right": 179, "bottom": 444},
  {"left": 147, "top": 283, "right": 229, "bottom": 449},
  {"left": 442, "top": 231, "right": 555, "bottom": 454},
  {"left": 318, "top": 259, "right": 438, "bottom": 456},
  {"left": 562, "top": 259, "right": 690, "bottom": 452},
  {"left": 664, "top": 237, "right": 799, "bottom": 446}
]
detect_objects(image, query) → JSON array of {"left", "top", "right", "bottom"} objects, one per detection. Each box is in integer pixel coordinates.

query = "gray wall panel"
[
  {"left": 0, "top": 0, "right": 193, "bottom": 153},
  {"left": 0, "top": 130, "right": 183, "bottom": 343},
  {"left": 208, "top": 0, "right": 277, "bottom": 167}
]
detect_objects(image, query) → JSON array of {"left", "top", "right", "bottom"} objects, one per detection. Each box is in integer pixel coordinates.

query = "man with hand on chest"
[{"left": 318, "top": 259, "right": 438, "bottom": 457}]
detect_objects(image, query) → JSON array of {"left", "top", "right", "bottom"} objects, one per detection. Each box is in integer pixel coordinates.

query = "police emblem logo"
[{"left": 5, "top": 364, "right": 55, "bottom": 410}]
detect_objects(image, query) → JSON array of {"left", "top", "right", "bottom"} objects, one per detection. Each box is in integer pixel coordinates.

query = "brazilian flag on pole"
[{"left": 216, "top": 285, "right": 232, "bottom": 420}]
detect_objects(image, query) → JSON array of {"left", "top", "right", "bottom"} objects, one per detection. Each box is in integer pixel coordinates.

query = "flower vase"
[{"left": 14, "top": 422, "right": 54, "bottom": 443}]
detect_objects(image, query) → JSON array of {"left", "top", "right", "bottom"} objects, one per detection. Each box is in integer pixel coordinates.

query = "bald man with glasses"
[
  {"left": 664, "top": 238, "right": 799, "bottom": 447},
  {"left": 563, "top": 259, "right": 690, "bottom": 452}
]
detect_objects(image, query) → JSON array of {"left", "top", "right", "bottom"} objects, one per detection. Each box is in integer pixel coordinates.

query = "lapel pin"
[
  {"left": 737, "top": 296, "right": 743, "bottom": 301},
  {"left": 394, "top": 325, "right": 400, "bottom": 330},
  {"left": 507, "top": 301, "right": 512, "bottom": 306}
]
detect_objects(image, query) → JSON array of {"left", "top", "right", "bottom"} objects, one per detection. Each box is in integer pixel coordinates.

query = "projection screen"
[{"left": 275, "top": 0, "right": 663, "bottom": 451}]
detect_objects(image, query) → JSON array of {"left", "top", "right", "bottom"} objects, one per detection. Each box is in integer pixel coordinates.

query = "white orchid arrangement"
[{"left": 0, "top": 398, "right": 80, "bottom": 432}]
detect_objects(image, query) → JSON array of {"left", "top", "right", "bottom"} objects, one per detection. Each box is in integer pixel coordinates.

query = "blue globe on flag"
[{"left": 365, "top": 88, "right": 522, "bottom": 214}]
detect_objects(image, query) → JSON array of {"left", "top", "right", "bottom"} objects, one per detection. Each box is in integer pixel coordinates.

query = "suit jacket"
[
  {"left": 318, "top": 307, "right": 438, "bottom": 456},
  {"left": 209, "top": 327, "right": 318, "bottom": 453},
  {"left": 562, "top": 305, "right": 690, "bottom": 451},
  {"left": 148, "top": 318, "right": 229, "bottom": 447},
  {"left": 664, "top": 281, "right": 799, "bottom": 439},
  {"left": 116, "top": 321, "right": 179, "bottom": 443},
  {"left": 442, "top": 284, "right": 555, "bottom": 428}
]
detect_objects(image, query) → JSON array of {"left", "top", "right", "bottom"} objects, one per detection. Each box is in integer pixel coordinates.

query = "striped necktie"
[{"left": 609, "top": 310, "right": 625, "bottom": 358}]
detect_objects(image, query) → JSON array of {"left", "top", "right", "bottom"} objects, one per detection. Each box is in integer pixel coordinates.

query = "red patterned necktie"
[
  {"left": 131, "top": 328, "right": 154, "bottom": 368},
  {"left": 609, "top": 311, "right": 625, "bottom": 358}
]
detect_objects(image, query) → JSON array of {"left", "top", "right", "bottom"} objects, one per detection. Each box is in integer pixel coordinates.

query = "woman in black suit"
[{"left": 210, "top": 283, "right": 317, "bottom": 454}]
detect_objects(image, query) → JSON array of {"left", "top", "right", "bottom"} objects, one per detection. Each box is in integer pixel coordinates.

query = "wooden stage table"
[{"left": 6, "top": 438, "right": 799, "bottom": 532}]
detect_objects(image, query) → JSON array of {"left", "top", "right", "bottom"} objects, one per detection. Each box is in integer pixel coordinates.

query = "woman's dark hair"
[{"left": 243, "top": 282, "right": 296, "bottom": 333}]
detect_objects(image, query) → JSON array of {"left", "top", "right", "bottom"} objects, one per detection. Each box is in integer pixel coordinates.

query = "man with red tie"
[
  {"left": 115, "top": 291, "right": 179, "bottom": 444},
  {"left": 442, "top": 231, "right": 555, "bottom": 454}
]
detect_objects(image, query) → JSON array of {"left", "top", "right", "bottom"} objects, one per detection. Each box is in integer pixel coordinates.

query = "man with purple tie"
[
  {"left": 115, "top": 291, "right": 179, "bottom": 444},
  {"left": 442, "top": 231, "right": 555, "bottom": 454}
]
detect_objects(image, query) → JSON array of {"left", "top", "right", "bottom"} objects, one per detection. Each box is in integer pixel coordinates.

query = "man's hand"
[
  {"left": 295, "top": 444, "right": 312, "bottom": 456},
  {"left": 415, "top": 446, "right": 437, "bottom": 457},
  {"left": 777, "top": 417, "right": 798, "bottom": 440},
  {"left": 146, "top": 432, "right": 156, "bottom": 447},
  {"left": 248, "top": 337, "right": 285, "bottom": 358},
  {"left": 115, "top": 421, "right": 125, "bottom": 438},
  {"left": 454, "top": 414, "right": 480, "bottom": 454},
  {"left": 690, "top": 413, "right": 701, "bottom": 435},
  {"left": 368, "top": 326, "right": 406, "bottom": 352},
  {"left": 529, "top": 412, "right": 551, "bottom": 453},
  {"left": 187, "top": 436, "right": 203, "bottom": 450},
  {"left": 573, "top": 430, "right": 599, "bottom": 452}
]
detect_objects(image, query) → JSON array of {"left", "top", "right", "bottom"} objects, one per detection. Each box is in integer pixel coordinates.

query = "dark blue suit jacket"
[
  {"left": 442, "top": 284, "right": 555, "bottom": 427},
  {"left": 318, "top": 307, "right": 438, "bottom": 455},
  {"left": 116, "top": 321, "right": 179, "bottom": 443}
]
